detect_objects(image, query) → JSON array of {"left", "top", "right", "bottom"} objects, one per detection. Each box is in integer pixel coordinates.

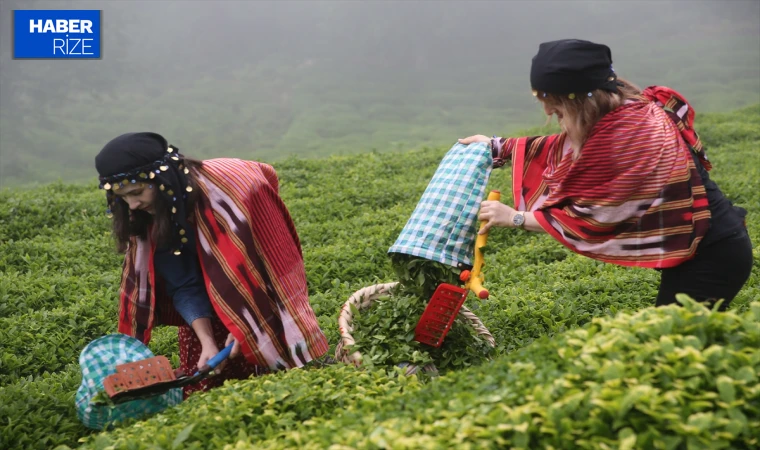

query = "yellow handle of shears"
[{"left": 461, "top": 190, "right": 501, "bottom": 299}]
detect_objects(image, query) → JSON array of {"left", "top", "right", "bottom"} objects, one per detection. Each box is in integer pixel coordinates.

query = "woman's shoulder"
[
  {"left": 198, "top": 158, "right": 279, "bottom": 190},
  {"left": 591, "top": 100, "right": 681, "bottom": 150},
  {"left": 597, "top": 99, "right": 660, "bottom": 128},
  {"left": 200, "top": 157, "right": 271, "bottom": 172}
]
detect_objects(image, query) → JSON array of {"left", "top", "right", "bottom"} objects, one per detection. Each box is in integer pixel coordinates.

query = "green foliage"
[
  {"left": 0, "top": 106, "right": 758, "bottom": 449},
  {"left": 71, "top": 298, "right": 760, "bottom": 450},
  {"left": 390, "top": 254, "right": 462, "bottom": 300},
  {"left": 0, "top": 297, "right": 116, "bottom": 385},
  {"left": 76, "top": 364, "right": 421, "bottom": 450},
  {"left": 0, "top": 369, "right": 89, "bottom": 450},
  {"left": 347, "top": 289, "right": 494, "bottom": 374},
  {"left": 345, "top": 254, "right": 494, "bottom": 374}
]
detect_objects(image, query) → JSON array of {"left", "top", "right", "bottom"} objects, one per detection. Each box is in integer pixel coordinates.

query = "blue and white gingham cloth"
[
  {"left": 76, "top": 333, "right": 183, "bottom": 430},
  {"left": 388, "top": 142, "right": 493, "bottom": 268}
]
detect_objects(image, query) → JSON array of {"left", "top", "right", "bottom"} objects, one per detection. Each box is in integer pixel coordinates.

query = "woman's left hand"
[
  {"left": 225, "top": 333, "right": 241, "bottom": 359},
  {"left": 458, "top": 135, "right": 491, "bottom": 145},
  {"left": 478, "top": 200, "right": 516, "bottom": 234}
]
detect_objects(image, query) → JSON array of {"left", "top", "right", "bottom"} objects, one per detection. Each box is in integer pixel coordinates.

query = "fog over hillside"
[{"left": 1, "top": 0, "right": 758, "bottom": 186}]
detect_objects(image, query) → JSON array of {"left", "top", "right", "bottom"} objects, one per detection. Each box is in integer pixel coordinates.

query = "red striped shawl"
[
  {"left": 118, "top": 159, "right": 329, "bottom": 370},
  {"left": 495, "top": 93, "right": 710, "bottom": 269}
]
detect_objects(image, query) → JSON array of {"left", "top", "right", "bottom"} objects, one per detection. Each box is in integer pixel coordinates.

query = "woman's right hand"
[{"left": 458, "top": 135, "right": 491, "bottom": 145}]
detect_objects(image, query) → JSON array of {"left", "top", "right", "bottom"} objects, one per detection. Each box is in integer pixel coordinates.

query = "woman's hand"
[
  {"left": 458, "top": 135, "right": 491, "bottom": 145},
  {"left": 224, "top": 333, "right": 241, "bottom": 359},
  {"left": 197, "top": 342, "right": 221, "bottom": 374},
  {"left": 478, "top": 200, "right": 516, "bottom": 234},
  {"left": 197, "top": 333, "right": 241, "bottom": 376}
]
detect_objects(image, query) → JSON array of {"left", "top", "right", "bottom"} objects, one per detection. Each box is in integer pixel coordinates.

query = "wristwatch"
[{"left": 512, "top": 212, "right": 525, "bottom": 228}]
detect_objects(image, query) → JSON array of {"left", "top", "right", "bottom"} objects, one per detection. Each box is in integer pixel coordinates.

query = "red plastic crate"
[{"left": 414, "top": 283, "right": 468, "bottom": 347}]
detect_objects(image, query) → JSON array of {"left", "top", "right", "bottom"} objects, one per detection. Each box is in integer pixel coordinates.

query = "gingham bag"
[
  {"left": 75, "top": 333, "right": 183, "bottom": 430},
  {"left": 388, "top": 141, "right": 493, "bottom": 268}
]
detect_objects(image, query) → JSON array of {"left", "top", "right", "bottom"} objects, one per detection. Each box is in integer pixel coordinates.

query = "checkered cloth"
[
  {"left": 388, "top": 142, "right": 493, "bottom": 268},
  {"left": 76, "top": 333, "right": 183, "bottom": 430}
]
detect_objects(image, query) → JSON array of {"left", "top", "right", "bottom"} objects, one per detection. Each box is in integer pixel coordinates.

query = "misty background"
[{"left": 1, "top": 0, "right": 758, "bottom": 188}]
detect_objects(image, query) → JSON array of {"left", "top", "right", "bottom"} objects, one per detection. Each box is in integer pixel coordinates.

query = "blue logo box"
[{"left": 13, "top": 10, "right": 101, "bottom": 59}]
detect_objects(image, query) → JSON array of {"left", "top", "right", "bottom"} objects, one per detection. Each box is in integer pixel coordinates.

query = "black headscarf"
[
  {"left": 95, "top": 132, "right": 193, "bottom": 256},
  {"left": 530, "top": 39, "right": 620, "bottom": 96}
]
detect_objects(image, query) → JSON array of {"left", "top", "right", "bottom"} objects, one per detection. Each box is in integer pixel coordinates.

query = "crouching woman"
[{"left": 95, "top": 131, "right": 329, "bottom": 397}]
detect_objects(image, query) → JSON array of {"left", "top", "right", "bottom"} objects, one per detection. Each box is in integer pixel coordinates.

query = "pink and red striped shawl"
[
  {"left": 494, "top": 88, "right": 710, "bottom": 269},
  {"left": 117, "top": 158, "right": 329, "bottom": 370}
]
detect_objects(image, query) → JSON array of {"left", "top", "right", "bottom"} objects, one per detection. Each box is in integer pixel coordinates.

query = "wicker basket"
[{"left": 335, "top": 282, "right": 496, "bottom": 376}]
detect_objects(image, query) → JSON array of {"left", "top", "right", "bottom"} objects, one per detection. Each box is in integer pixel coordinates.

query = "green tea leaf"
[{"left": 171, "top": 424, "right": 195, "bottom": 449}]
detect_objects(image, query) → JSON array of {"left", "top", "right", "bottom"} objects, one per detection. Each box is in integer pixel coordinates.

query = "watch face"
[{"left": 513, "top": 213, "right": 525, "bottom": 226}]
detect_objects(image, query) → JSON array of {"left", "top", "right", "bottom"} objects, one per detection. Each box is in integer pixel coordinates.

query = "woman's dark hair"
[{"left": 110, "top": 156, "right": 204, "bottom": 253}]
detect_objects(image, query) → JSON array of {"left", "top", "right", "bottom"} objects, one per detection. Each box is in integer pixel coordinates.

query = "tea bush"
[{"left": 75, "top": 297, "right": 760, "bottom": 450}]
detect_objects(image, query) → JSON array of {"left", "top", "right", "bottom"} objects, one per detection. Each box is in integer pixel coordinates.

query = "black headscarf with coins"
[{"left": 95, "top": 132, "right": 194, "bottom": 256}]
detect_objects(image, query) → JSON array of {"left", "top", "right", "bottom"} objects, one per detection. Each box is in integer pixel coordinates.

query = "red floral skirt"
[{"left": 178, "top": 315, "right": 268, "bottom": 399}]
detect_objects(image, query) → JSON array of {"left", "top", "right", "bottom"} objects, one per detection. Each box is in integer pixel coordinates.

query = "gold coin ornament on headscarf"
[{"left": 97, "top": 137, "right": 192, "bottom": 254}]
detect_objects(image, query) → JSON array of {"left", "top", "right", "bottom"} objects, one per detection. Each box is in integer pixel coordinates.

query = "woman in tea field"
[
  {"left": 94, "top": 132, "right": 329, "bottom": 397},
  {"left": 460, "top": 39, "right": 752, "bottom": 310}
]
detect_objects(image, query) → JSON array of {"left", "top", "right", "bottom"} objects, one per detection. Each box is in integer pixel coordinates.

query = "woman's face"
[
  {"left": 114, "top": 182, "right": 157, "bottom": 214},
  {"left": 543, "top": 101, "right": 566, "bottom": 123}
]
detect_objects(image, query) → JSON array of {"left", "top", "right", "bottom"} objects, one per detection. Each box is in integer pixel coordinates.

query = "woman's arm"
[
  {"left": 458, "top": 136, "right": 543, "bottom": 232},
  {"left": 190, "top": 318, "right": 217, "bottom": 350},
  {"left": 458, "top": 134, "right": 515, "bottom": 168},
  {"left": 518, "top": 211, "right": 546, "bottom": 233},
  {"left": 190, "top": 317, "right": 222, "bottom": 371},
  {"left": 478, "top": 200, "right": 547, "bottom": 234},
  {"left": 154, "top": 245, "right": 224, "bottom": 371}
]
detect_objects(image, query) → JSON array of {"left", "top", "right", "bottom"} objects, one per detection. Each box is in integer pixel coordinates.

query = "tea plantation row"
[
  {"left": 1, "top": 105, "right": 758, "bottom": 449},
  {"left": 75, "top": 299, "right": 760, "bottom": 449}
]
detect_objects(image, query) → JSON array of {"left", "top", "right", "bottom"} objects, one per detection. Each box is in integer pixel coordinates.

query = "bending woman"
[
  {"left": 95, "top": 132, "right": 329, "bottom": 397},
  {"left": 460, "top": 39, "right": 752, "bottom": 310}
]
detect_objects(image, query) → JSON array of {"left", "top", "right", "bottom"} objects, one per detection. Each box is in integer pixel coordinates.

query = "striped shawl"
[
  {"left": 117, "top": 158, "right": 329, "bottom": 370},
  {"left": 494, "top": 90, "right": 710, "bottom": 269}
]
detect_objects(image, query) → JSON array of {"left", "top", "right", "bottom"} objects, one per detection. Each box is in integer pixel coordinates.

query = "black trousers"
[{"left": 656, "top": 228, "right": 754, "bottom": 311}]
